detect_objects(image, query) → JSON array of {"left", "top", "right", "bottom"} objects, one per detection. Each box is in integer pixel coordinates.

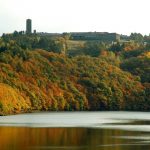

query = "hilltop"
[{"left": 0, "top": 33, "right": 149, "bottom": 115}]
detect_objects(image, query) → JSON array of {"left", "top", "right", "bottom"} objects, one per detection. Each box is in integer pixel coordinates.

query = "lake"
[{"left": 1, "top": 112, "right": 150, "bottom": 150}]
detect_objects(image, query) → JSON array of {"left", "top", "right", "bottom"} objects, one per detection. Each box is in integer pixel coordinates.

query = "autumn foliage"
[
  {"left": 0, "top": 48, "right": 148, "bottom": 115},
  {"left": 0, "top": 83, "right": 30, "bottom": 115},
  {"left": 0, "top": 33, "right": 149, "bottom": 115}
]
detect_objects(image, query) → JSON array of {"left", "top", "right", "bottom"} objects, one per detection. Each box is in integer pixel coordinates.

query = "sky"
[{"left": 0, "top": 0, "right": 150, "bottom": 36}]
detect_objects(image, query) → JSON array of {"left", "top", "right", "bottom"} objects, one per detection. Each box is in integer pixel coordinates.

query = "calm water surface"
[{"left": 1, "top": 112, "right": 150, "bottom": 150}]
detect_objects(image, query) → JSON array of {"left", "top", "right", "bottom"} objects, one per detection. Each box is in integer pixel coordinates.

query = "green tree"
[
  {"left": 81, "top": 41, "right": 106, "bottom": 57},
  {"left": 130, "top": 33, "right": 144, "bottom": 43},
  {"left": 109, "top": 42, "right": 122, "bottom": 52}
]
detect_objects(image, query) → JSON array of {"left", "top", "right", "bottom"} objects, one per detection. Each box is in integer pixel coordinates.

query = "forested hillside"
[{"left": 0, "top": 33, "right": 149, "bottom": 115}]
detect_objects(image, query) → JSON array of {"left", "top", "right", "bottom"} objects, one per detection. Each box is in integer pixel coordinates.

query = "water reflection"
[{"left": 0, "top": 127, "right": 150, "bottom": 150}]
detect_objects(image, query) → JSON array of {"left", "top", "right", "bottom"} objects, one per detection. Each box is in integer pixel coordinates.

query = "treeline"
[
  {"left": 0, "top": 32, "right": 66, "bottom": 54},
  {"left": 0, "top": 32, "right": 149, "bottom": 115}
]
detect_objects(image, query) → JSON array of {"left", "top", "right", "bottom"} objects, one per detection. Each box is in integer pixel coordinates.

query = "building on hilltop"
[
  {"left": 37, "top": 32, "right": 62, "bottom": 37},
  {"left": 70, "top": 32, "right": 120, "bottom": 42},
  {"left": 26, "top": 19, "right": 32, "bottom": 34}
]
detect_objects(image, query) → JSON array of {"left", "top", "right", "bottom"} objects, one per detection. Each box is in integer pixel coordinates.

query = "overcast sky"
[{"left": 0, "top": 0, "right": 150, "bottom": 36}]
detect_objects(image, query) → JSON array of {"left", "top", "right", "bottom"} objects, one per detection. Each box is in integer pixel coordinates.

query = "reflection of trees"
[{"left": 0, "top": 127, "right": 147, "bottom": 150}]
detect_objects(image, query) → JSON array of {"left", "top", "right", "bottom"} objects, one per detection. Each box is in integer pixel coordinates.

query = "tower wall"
[{"left": 26, "top": 19, "right": 32, "bottom": 34}]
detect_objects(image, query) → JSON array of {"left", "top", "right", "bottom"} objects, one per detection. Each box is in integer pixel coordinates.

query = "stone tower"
[{"left": 26, "top": 19, "right": 32, "bottom": 34}]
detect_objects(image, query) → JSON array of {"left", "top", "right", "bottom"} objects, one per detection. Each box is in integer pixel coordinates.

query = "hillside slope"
[{"left": 0, "top": 49, "right": 147, "bottom": 115}]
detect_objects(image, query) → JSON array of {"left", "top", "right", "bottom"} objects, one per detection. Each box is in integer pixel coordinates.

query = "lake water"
[{"left": 1, "top": 112, "right": 150, "bottom": 150}]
